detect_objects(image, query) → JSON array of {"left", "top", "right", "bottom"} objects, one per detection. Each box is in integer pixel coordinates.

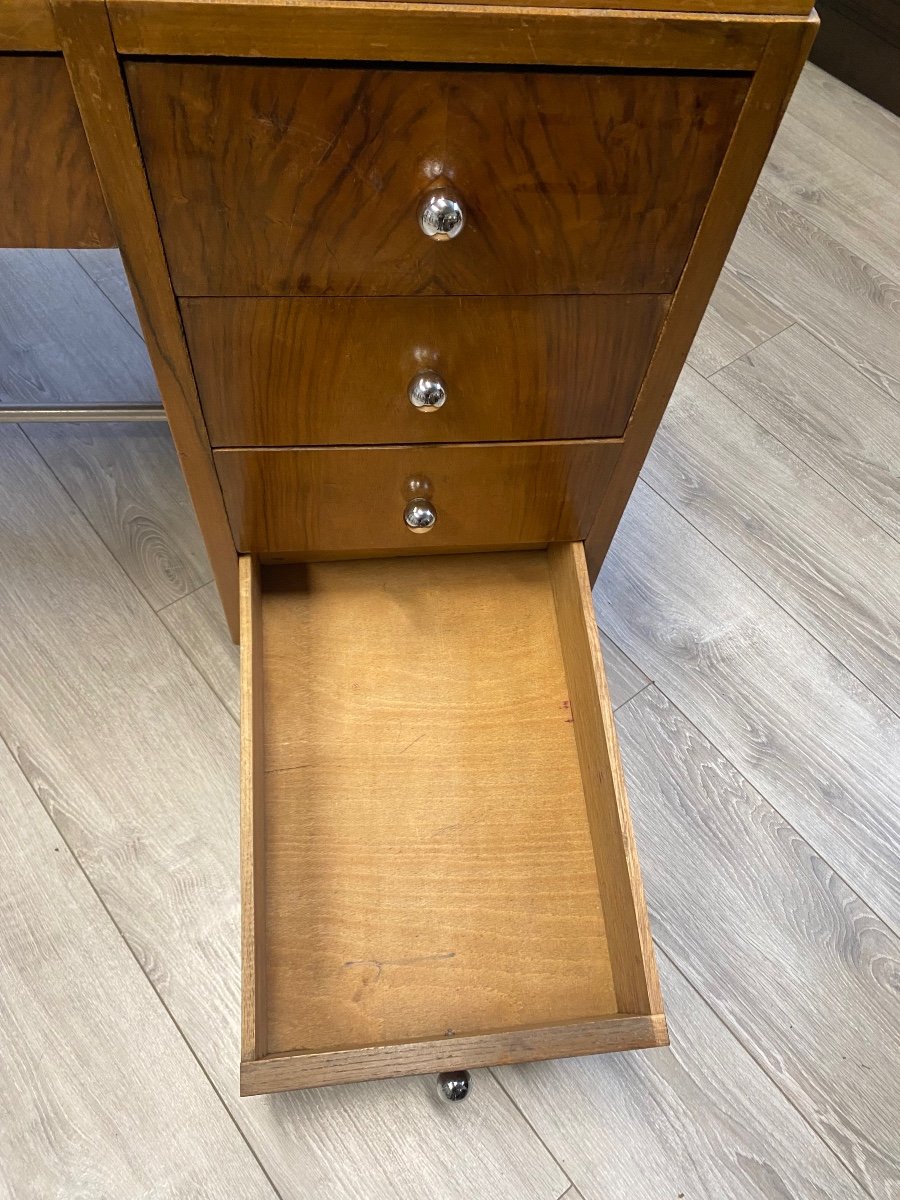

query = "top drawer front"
[{"left": 126, "top": 62, "right": 748, "bottom": 298}]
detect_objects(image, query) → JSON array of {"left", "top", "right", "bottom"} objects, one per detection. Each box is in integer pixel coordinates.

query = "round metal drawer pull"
[
  {"left": 408, "top": 371, "right": 447, "bottom": 412},
  {"left": 404, "top": 497, "right": 437, "bottom": 533},
  {"left": 418, "top": 189, "right": 465, "bottom": 241}
]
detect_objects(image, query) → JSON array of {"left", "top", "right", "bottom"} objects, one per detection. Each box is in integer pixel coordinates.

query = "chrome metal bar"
[{"left": 0, "top": 405, "right": 167, "bottom": 423}]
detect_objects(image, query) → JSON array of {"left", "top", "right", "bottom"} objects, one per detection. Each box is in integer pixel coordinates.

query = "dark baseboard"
[{"left": 810, "top": 0, "right": 900, "bottom": 116}]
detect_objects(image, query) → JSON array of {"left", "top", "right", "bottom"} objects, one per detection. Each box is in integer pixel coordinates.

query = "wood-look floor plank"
[
  {"left": 713, "top": 323, "right": 900, "bottom": 545},
  {"left": 763, "top": 112, "right": 900, "bottom": 284},
  {"left": 595, "top": 482, "right": 900, "bottom": 937},
  {"left": 599, "top": 630, "right": 650, "bottom": 710},
  {"left": 0, "top": 735, "right": 277, "bottom": 1200},
  {"left": 0, "top": 425, "right": 567, "bottom": 1200},
  {"left": 70, "top": 248, "right": 145, "bottom": 337},
  {"left": 501, "top": 946, "right": 869, "bottom": 1199},
  {"left": 24, "top": 422, "right": 211, "bottom": 610},
  {"left": 641, "top": 365, "right": 900, "bottom": 713},
  {"left": 790, "top": 63, "right": 900, "bottom": 188},
  {"left": 726, "top": 188, "right": 900, "bottom": 401},
  {"left": 686, "top": 266, "right": 792, "bottom": 377},
  {"left": 159, "top": 580, "right": 239, "bottom": 719},
  {"left": 0, "top": 249, "right": 157, "bottom": 408},
  {"left": 615, "top": 685, "right": 900, "bottom": 1198}
]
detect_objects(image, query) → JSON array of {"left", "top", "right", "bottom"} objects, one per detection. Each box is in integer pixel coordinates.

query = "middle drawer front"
[
  {"left": 183, "top": 294, "right": 667, "bottom": 447},
  {"left": 126, "top": 61, "right": 748, "bottom": 298},
  {"left": 214, "top": 440, "right": 621, "bottom": 556}
]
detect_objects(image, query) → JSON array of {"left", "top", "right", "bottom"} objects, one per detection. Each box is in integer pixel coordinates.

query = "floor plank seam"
[
  {"left": 488, "top": 1068, "right": 577, "bottom": 1195},
  {"left": 0, "top": 722, "right": 287, "bottom": 1200},
  {"left": 635, "top": 477, "right": 900, "bottom": 726},
  {"left": 66, "top": 248, "right": 147, "bottom": 341},
  {"left": 706, "top": 335, "right": 900, "bottom": 551},
  {"left": 696, "top": 314, "right": 798, "bottom": 379},
  {"left": 157, "top": 613, "right": 241, "bottom": 731},
  {"left": 651, "top": 938, "right": 880, "bottom": 1200}
]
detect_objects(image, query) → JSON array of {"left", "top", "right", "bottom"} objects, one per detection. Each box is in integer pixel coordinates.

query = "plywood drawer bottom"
[{"left": 240, "top": 544, "right": 666, "bottom": 1094}]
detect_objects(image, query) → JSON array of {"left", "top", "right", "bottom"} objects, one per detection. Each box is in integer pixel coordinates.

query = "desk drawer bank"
[{"left": 29, "top": 0, "right": 815, "bottom": 1097}]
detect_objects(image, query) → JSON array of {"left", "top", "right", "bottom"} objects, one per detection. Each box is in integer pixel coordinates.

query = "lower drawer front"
[
  {"left": 240, "top": 545, "right": 666, "bottom": 1093},
  {"left": 183, "top": 294, "right": 667, "bottom": 446},
  {"left": 215, "top": 440, "right": 621, "bottom": 556}
]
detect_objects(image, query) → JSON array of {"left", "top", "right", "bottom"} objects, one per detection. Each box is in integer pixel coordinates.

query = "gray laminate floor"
[{"left": 0, "top": 63, "right": 898, "bottom": 1200}]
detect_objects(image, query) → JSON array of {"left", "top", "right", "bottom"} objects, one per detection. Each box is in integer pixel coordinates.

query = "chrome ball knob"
[
  {"left": 437, "top": 1071, "right": 471, "bottom": 1101},
  {"left": 408, "top": 371, "right": 447, "bottom": 412},
  {"left": 404, "top": 498, "right": 436, "bottom": 533},
  {"left": 418, "top": 190, "right": 465, "bottom": 241}
]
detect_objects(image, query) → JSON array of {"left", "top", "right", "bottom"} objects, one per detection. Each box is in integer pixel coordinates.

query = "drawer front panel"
[
  {"left": 215, "top": 440, "right": 620, "bottom": 555},
  {"left": 0, "top": 55, "right": 114, "bottom": 248},
  {"left": 127, "top": 62, "right": 748, "bottom": 298},
  {"left": 184, "top": 294, "right": 667, "bottom": 446}
]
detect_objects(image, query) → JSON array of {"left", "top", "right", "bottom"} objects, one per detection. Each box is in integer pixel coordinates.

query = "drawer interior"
[{"left": 240, "top": 544, "right": 665, "bottom": 1094}]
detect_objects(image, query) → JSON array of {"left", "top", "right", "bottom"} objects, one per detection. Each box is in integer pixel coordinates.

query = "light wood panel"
[
  {"left": 0, "top": 0, "right": 58, "bottom": 50},
  {"left": 503, "top": 948, "right": 873, "bottom": 1199},
  {"left": 714, "top": 323, "right": 900, "bottom": 544},
  {"left": 0, "top": 423, "right": 569, "bottom": 1200},
  {"left": 215, "top": 440, "right": 621, "bottom": 556},
  {"left": 242, "top": 547, "right": 663, "bottom": 1090},
  {"left": 0, "top": 249, "right": 157, "bottom": 409},
  {"left": 642, "top": 366, "right": 900, "bottom": 714},
  {"left": 614, "top": 686, "right": 900, "bottom": 1197},
  {"left": 0, "top": 55, "right": 113, "bottom": 247},
  {"left": 597, "top": 481, "right": 900, "bottom": 939},
  {"left": 24, "top": 421, "right": 211, "bottom": 611},
  {"left": 0, "top": 634, "right": 276, "bottom": 1199},
  {"left": 130, "top": 62, "right": 745, "bottom": 299},
  {"left": 261, "top": 550, "right": 615, "bottom": 1052},
  {"left": 52, "top": 0, "right": 239, "bottom": 639},
  {"left": 183, "top": 295, "right": 667, "bottom": 446},
  {"left": 584, "top": 18, "right": 817, "bottom": 579},
  {"left": 111, "top": 1, "right": 776, "bottom": 68}
]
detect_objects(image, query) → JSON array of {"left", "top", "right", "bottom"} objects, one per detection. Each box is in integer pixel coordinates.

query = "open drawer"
[{"left": 239, "top": 543, "right": 666, "bottom": 1095}]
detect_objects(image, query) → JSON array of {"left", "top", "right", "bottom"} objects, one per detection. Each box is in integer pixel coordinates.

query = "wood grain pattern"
[
  {"left": 0, "top": 249, "right": 157, "bottom": 410},
  {"left": 52, "top": 0, "right": 239, "bottom": 639},
  {"left": 548, "top": 542, "right": 663, "bottom": 1017},
  {"left": 71, "top": 247, "right": 144, "bottom": 335},
  {"left": 240, "top": 556, "right": 266, "bottom": 1061},
  {"left": 159, "top": 580, "right": 240, "bottom": 720},
  {"left": 129, "top": 62, "right": 747, "bottom": 298},
  {"left": 686, "top": 263, "right": 791, "bottom": 376},
  {"left": 183, "top": 294, "right": 667, "bottom": 446},
  {"left": 111, "top": 2, "right": 774, "bottom": 68},
  {"left": 0, "top": 733, "right": 277, "bottom": 1200},
  {"left": 714, "top": 323, "right": 900, "bottom": 544},
  {"left": 215, "top": 439, "right": 621, "bottom": 556},
  {"left": 584, "top": 18, "right": 817, "bottom": 579},
  {"left": 240, "top": 548, "right": 663, "bottom": 1089},
  {"left": 642, "top": 366, "right": 900, "bottom": 714},
  {"left": 596, "top": 482, "right": 900, "bottom": 939},
  {"left": 104, "top": 0, "right": 815, "bottom": 16},
  {"left": 24, "top": 421, "right": 211, "bottom": 611},
  {"left": 0, "top": 424, "right": 568, "bottom": 1200},
  {"left": 722, "top": 187, "right": 900, "bottom": 401},
  {"left": 243, "top": 1015, "right": 668, "bottom": 1095},
  {"left": 0, "top": 0, "right": 58, "bottom": 50},
  {"left": 504, "top": 950, "right": 872, "bottom": 1200},
  {"left": 259, "top": 551, "right": 616, "bottom": 1054},
  {"left": 0, "top": 55, "right": 113, "bottom": 248},
  {"left": 599, "top": 632, "right": 650, "bottom": 712},
  {"left": 615, "top": 686, "right": 900, "bottom": 1198}
]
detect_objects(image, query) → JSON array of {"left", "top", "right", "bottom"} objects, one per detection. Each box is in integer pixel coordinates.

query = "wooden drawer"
[
  {"left": 239, "top": 545, "right": 666, "bottom": 1093},
  {"left": 0, "top": 55, "right": 114, "bottom": 248},
  {"left": 184, "top": 294, "right": 667, "bottom": 446},
  {"left": 127, "top": 61, "right": 748, "bottom": 298},
  {"left": 215, "top": 440, "right": 621, "bottom": 556}
]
